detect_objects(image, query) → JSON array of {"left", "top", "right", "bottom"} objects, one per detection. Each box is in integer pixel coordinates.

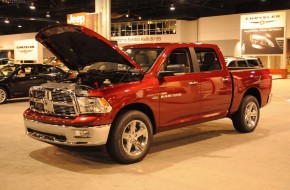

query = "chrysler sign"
[
  {"left": 14, "top": 39, "right": 38, "bottom": 60},
  {"left": 240, "top": 11, "right": 285, "bottom": 55},
  {"left": 241, "top": 12, "right": 285, "bottom": 29}
]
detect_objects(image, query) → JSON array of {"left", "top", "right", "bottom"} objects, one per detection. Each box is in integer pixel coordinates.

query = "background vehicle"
[
  {"left": 0, "top": 63, "right": 69, "bottom": 104},
  {"left": 225, "top": 57, "right": 263, "bottom": 68},
  {"left": 24, "top": 24, "right": 272, "bottom": 164},
  {"left": 0, "top": 58, "right": 14, "bottom": 69},
  {"left": 225, "top": 57, "right": 250, "bottom": 68},
  {"left": 244, "top": 57, "right": 263, "bottom": 68}
]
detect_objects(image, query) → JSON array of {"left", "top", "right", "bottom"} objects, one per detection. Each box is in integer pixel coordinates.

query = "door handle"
[
  {"left": 221, "top": 77, "right": 231, "bottom": 82},
  {"left": 188, "top": 81, "right": 198, "bottom": 85}
]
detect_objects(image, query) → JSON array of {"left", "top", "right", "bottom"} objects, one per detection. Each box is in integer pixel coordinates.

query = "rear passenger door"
[{"left": 194, "top": 47, "right": 232, "bottom": 118}]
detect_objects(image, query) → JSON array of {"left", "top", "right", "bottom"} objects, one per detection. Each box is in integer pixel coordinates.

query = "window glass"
[
  {"left": 237, "top": 60, "right": 248, "bottom": 67},
  {"left": 162, "top": 48, "right": 192, "bottom": 74},
  {"left": 228, "top": 61, "right": 236, "bottom": 67},
  {"left": 111, "top": 19, "right": 176, "bottom": 37},
  {"left": 123, "top": 48, "right": 164, "bottom": 72},
  {"left": 194, "top": 48, "right": 221, "bottom": 72}
]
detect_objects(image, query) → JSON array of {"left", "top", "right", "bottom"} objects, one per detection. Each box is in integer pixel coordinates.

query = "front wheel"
[
  {"left": 0, "top": 87, "right": 8, "bottom": 104},
  {"left": 231, "top": 95, "right": 260, "bottom": 133},
  {"left": 106, "top": 110, "right": 153, "bottom": 164}
]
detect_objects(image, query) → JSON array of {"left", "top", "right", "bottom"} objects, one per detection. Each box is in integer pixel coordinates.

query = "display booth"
[{"left": 0, "top": 9, "right": 290, "bottom": 78}]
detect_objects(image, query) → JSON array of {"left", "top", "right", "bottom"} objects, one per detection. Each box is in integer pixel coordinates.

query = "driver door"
[{"left": 158, "top": 48, "right": 201, "bottom": 128}]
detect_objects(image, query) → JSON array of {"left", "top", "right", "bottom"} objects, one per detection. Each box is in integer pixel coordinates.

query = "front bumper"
[{"left": 24, "top": 119, "right": 111, "bottom": 146}]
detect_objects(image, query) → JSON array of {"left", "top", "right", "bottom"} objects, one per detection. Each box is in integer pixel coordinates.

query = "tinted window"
[
  {"left": 247, "top": 60, "right": 259, "bottom": 67},
  {"left": 227, "top": 61, "right": 236, "bottom": 67},
  {"left": 237, "top": 60, "right": 248, "bottom": 67},
  {"left": 195, "top": 48, "right": 221, "bottom": 72}
]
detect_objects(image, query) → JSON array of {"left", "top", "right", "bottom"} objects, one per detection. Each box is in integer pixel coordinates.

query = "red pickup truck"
[{"left": 23, "top": 24, "right": 272, "bottom": 164}]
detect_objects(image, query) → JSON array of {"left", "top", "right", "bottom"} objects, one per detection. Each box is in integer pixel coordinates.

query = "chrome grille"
[
  {"left": 51, "top": 91, "right": 73, "bottom": 102},
  {"left": 29, "top": 86, "right": 78, "bottom": 116}
]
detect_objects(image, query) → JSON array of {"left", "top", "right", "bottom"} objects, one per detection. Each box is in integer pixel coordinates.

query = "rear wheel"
[
  {"left": 0, "top": 87, "right": 7, "bottom": 104},
  {"left": 231, "top": 95, "right": 260, "bottom": 133},
  {"left": 106, "top": 110, "right": 153, "bottom": 164}
]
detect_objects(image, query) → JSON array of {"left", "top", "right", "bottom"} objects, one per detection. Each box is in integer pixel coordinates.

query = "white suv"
[{"left": 244, "top": 57, "right": 263, "bottom": 68}]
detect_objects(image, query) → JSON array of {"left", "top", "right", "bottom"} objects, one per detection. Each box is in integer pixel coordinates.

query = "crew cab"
[{"left": 23, "top": 24, "right": 272, "bottom": 164}]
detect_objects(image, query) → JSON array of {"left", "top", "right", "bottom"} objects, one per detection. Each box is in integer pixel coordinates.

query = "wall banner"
[
  {"left": 14, "top": 39, "right": 38, "bottom": 61},
  {"left": 240, "top": 11, "right": 286, "bottom": 55}
]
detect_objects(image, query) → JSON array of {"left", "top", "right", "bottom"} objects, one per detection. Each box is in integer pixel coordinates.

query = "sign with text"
[
  {"left": 14, "top": 39, "right": 38, "bottom": 61},
  {"left": 240, "top": 11, "right": 285, "bottom": 55},
  {"left": 111, "top": 34, "right": 178, "bottom": 45},
  {"left": 67, "top": 12, "right": 86, "bottom": 26}
]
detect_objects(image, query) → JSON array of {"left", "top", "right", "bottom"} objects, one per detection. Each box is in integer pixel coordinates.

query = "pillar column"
[{"left": 95, "top": 0, "right": 111, "bottom": 40}]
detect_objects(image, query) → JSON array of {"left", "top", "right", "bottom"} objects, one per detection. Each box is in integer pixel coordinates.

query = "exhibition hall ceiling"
[{"left": 0, "top": 0, "right": 290, "bottom": 35}]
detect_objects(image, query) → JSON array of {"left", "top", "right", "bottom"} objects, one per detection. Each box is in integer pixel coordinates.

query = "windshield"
[
  {"left": 123, "top": 48, "right": 164, "bottom": 72},
  {"left": 0, "top": 65, "right": 17, "bottom": 77},
  {"left": 81, "top": 62, "right": 134, "bottom": 73}
]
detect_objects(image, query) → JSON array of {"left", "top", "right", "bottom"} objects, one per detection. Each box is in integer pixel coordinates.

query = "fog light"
[{"left": 74, "top": 130, "right": 91, "bottom": 138}]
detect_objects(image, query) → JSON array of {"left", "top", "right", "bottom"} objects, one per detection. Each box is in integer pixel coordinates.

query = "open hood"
[{"left": 36, "top": 24, "right": 143, "bottom": 72}]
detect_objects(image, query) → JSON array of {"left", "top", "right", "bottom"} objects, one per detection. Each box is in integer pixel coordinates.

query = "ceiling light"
[
  {"left": 18, "top": 25, "right": 22, "bottom": 28},
  {"left": 46, "top": 12, "right": 50, "bottom": 18},
  {"left": 170, "top": 4, "right": 175, "bottom": 11},
  {"left": 4, "top": 18, "right": 9, "bottom": 24},
  {"left": 126, "top": 10, "right": 130, "bottom": 17},
  {"left": 30, "top": 2, "right": 35, "bottom": 10},
  {"left": 138, "top": 16, "right": 142, "bottom": 20}
]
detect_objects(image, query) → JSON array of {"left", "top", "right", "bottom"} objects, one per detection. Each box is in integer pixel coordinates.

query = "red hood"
[{"left": 36, "top": 24, "right": 143, "bottom": 72}]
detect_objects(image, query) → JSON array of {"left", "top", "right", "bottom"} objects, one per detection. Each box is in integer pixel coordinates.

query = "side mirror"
[{"left": 157, "top": 71, "right": 175, "bottom": 78}]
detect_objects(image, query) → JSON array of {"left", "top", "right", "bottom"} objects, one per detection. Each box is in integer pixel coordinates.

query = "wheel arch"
[
  {"left": 243, "top": 87, "right": 261, "bottom": 107},
  {"left": 112, "top": 103, "right": 156, "bottom": 134},
  {"left": 0, "top": 85, "right": 10, "bottom": 99}
]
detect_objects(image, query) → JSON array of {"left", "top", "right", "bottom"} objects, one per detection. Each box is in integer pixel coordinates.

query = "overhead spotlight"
[
  {"left": 138, "top": 16, "right": 142, "bottom": 20},
  {"left": 4, "top": 18, "right": 9, "bottom": 24},
  {"left": 126, "top": 10, "right": 130, "bottom": 17},
  {"left": 30, "top": 2, "right": 35, "bottom": 10},
  {"left": 170, "top": 4, "right": 175, "bottom": 11},
  {"left": 18, "top": 25, "right": 22, "bottom": 28},
  {"left": 46, "top": 12, "right": 50, "bottom": 18}
]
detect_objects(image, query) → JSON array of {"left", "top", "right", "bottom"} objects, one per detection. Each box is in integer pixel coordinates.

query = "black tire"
[
  {"left": 106, "top": 110, "right": 153, "bottom": 164},
  {"left": 0, "top": 87, "right": 7, "bottom": 104},
  {"left": 231, "top": 95, "right": 260, "bottom": 133}
]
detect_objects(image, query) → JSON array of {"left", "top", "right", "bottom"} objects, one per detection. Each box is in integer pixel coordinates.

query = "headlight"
[{"left": 77, "top": 97, "right": 112, "bottom": 114}]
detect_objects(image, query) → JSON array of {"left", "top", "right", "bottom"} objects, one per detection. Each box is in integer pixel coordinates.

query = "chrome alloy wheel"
[
  {"left": 244, "top": 102, "right": 258, "bottom": 128},
  {"left": 122, "top": 120, "right": 149, "bottom": 156},
  {"left": 0, "top": 88, "right": 7, "bottom": 103}
]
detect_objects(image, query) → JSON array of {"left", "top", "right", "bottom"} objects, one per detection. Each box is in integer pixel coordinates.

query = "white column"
[{"left": 95, "top": 0, "right": 111, "bottom": 40}]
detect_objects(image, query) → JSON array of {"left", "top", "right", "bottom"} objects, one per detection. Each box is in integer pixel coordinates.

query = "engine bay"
[{"left": 74, "top": 62, "right": 143, "bottom": 88}]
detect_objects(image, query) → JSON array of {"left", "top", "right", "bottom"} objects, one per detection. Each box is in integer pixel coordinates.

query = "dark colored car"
[{"left": 0, "top": 64, "right": 69, "bottom": 104}]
